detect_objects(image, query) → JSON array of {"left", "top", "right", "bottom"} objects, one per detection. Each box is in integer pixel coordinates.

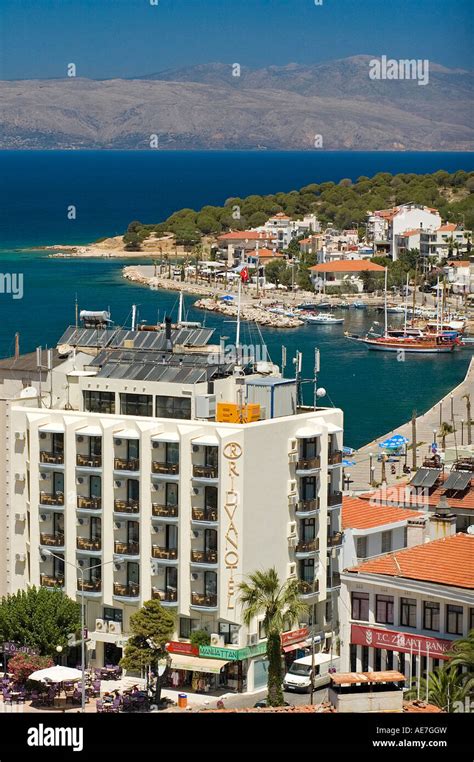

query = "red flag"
[{"left": 240, "top": 267, "right": 249, "bottom": 283}]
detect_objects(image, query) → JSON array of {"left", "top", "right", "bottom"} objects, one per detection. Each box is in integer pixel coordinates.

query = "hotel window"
[
  {"left": 127, "top": 479, "right": 139, "bottom": 502},
  {"left": 400, "top": 597, "right": 417, "bottom": 628},
  {"left": 300, "top": 558, "right": 315, "bottom": 584},
  {"left": 301, "top": 477, "right": 317, "bottom": 501},
  {"left": 218, "top": 623, "right": 240, "bottom": 646},
  {"left": 302, "top": 437, "right": 318, "bottom": 460},
  {"left": 423, "top": 602, "right": 440, "bottom": 632},
  {"left": 356, "top": 537, "right": 367, "bottom": 559},
  {"left": 103, "top": 608, "right": 123, "bottom": 623},
  {"left": 375, "top": 595, "right": 394, "bottom": 625},
  {"left": 120, "top": 394, "right": 152, "bottom": 417},
  {"left": 83, "top": 390, "right": 115, "bottom": 414},
  {"left": 205, "top": 486, "right": 218, "bottom": 511},
  {"left": 166, "top": 442, "right": 179, "bottom": 464},
  {"left": 258, "top": 621, "right": 267, "bottom": 640},
  {"left": 205, "top": 446, "right": 218, "bottom": 469},
  {"left": 165, "top": 483, "right": 178, "bottom": 507},
  {"left": 446, "top": 605, "right": 463, "bottom": 636},
  {"left": 156, "top": 395, "right": 191, "bottom": 420},
  {"left": 351, "top": 592, "right": 369, "bottom": 621},
  {"left": 301, "top": 518, "right": 316, "bottom": 542},
  {"left": 90, "top": 475, "right": 101, "bottom": 498},
  {"left": 90, "top": 436, "right": 102, "bottom": 457},
  {"left": 52, "top": 433, "right": 64, "bottom": 455},
  {"left": 179, "top": 618, "right": 199, "bottom": 639},
  {"left": 381, "top": 531, "right": 392, "bottom": 554},
  {"left": 127, "top": 440, "right": 139, "bottom": 461}
]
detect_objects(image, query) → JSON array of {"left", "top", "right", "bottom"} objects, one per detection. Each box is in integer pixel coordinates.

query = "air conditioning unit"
[
  {"left": 15, "top": 553, "right": 26, "bottom": 562},
  {"left": 15, "top": 431, "right": 25, "bottom": 441},
  {"left": 190, "top": 572, "right": 199, "bottom": 581},
  {"left": 15, "top": 512, "right": 26, "bottom": 521},
  {"left": 15, "top": 471, "right": 25, "bottom": 482},
  {"left": 114, "top": 438, "right": 123, "bottom": 446},
  {"left": 77, "top": 559, "right": 86, "bottom": 567},
  {"left": 192, "top": 444, "right": 200, "bottom": 453},
  {"left": 288, "top": 536, "right": 297, "bottom": 548},
  {"left": 247, "top": 633, "right": 258, "bottom": 646},
  {"left": 39, "top": 514, "right": 47, "bottom": 522},
  {"left": 288, "top": 452, "right": 298, "bottom": 463},
  {"left": 39, "top": 432, "right": 47, "bottom": 440},
  {"left": 195, "top": 394, "right": 216, "bottom": 419},
  {"left": 210, "top": 633, "right": 224, "bottom": 647},
  {"left": 95, "top": 618, "right": 107, "bottom": 633},
  {"left": 191, "top": 529, "right": 201, "bottom": 539},
  {"left": 77, "top": 517, "right": 89, "bottom": 526},
  {"left": 287, "top": 521, "right": 297, "bottom": 538},
  {"left": 77, "top": 435, "right": 84, "bottom": 443},
  {"left": 40, "top": 473, "right": 50, "bottom": 481},
  {"left": 108, "top": 621, "right": 122, "bottom": 635},
  {"left": 115, "top": 480, "right": 122, "bottom": 488},
  {"left": 150, "top": 560, "right": 160, "bottom": 575},
  {"left": 193, "top": 487, "right": 202, "bottom": 496},
  {"left": 114, "top": 522, "right": 122, "bottom": 530},
  {"left": 76, "top": 476, "right": 84, "bottom": 485},
  {"left": 114, "top": 563, "right": 122, "bottom": 571},
  {"left": 288, "top": 494, "right": 297, "bottom": 506},
  {"left": 152, "top": 442, "right": 160, "bottom": 449},
  {"left": 287, "top": 562, "right": 297, "bottom": 578}
]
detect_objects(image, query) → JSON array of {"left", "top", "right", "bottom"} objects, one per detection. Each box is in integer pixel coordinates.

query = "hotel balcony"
[
  {"left": 77, "top": 579, "right": 102, "bottom": 596},
  {"left": 151, "top": 546, "right": 178, "bottom": 562},
  {"left": 76, "top": 453, "right": 102, "bottom": 469},
  {"left": 40, "top": 574, "right": 64, "bottom": 589},
  {"left": 77, "top": 496, "right": 102, "bottom": 511},
  {"left": 328, "top": 451, "right": 343, "bottom": 466},
  {"left": 39, "top": 451, "right": 64, "bottom": 465},
  {"left": 152, "top": 504, "right": 179, "bottom": 519},
  {"left": 114, "top": 499, "right": 140, "bottom": 515},
  {"left": 114, "top": 541, "right": 140, "bottom": 558},
  {"left": 326, "top": 573, "right": 341, "bottom": 591},
  {"left": 295, "top": 539, "right": 319, "bottom": 559},
  {"left": 190, "top": 549, "right": 218, "bottom": 566},
  {"left": 192, "top": 465, "right": 219, "bottom": 480},
  {"left": 152, "top": 588, "right": 178, "bottom": 605},
  {"left": 327, "top": 491, "right": 343, "bottom": 508},
  {"left": 114, "top": 457, "right": 140, "bottom": 472},
  {"left": 327, "top": 531, "right": 344, "bottom": 549},
  {"left": 191, "top": 507, "right": 218, "bottom": 524},
  {"left": 113, "top": 582, "right": 140, "bottom": 600},
  {"left": 151, "top": 462, "right": 179, "bottom": 476},
  {"left": 295, "top": 498, "right": 320, "bottom": 517},
  {"left": 39, "top": 492, "right": 64, "bottom": 506},
  {"left": 190, "top": 592, "right": 218, "bottom": 611},
  {"left": 298, "top": 580, "right": 320, "bottom": 599},
  {"left": 76, "top": 537, "right": 102, "bottom": 553},
  {"left": 39, "top": 533, "right": 65, "bottom": 549},
  {"left": 296, "top": 457, "right": 321, "bottom": 475}
]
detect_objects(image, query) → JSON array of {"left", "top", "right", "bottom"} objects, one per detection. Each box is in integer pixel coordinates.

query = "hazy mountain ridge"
[{"left": 1, "top": 57, "right": 473, "bottom": 150}]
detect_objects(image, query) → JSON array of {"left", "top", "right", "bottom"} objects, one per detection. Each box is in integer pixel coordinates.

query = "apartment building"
[
  {"left": 368, "top": 205, "right": 442, "bottom": 260},
  {"left": 3, "top": 319, "right": 344, "bottom": 692},
  {"left": 340, "top": 533, "right": 474, "bottom": 684}
]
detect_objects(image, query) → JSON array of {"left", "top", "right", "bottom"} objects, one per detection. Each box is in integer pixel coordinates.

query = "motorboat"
[{"left": 304, "top": 312, "right": 344, "bottom": 325}]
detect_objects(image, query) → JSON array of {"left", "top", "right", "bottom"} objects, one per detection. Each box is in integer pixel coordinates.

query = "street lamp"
[
  {"left": 55, "top": 645, "right": 63, "bottom": 666},
  {"left": 41, "top": 550, "right": 123, "bottom": 712}
]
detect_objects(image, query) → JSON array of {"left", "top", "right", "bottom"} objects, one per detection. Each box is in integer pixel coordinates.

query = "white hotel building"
[{"left": 2, "top": 320, "right": 344, "bottom": 692}]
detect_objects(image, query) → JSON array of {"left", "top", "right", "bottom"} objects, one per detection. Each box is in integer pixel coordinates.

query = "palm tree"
[
  {"left": 438, "top": 422, "right": 454, "bottom": 451},
  {"left": 238, "top": 568, "right": 309, "bottom": 706},
  {"left": 405, "top": 665, "right": 470, "bottom": 712},
  {"left": 446, "top": 630, "right": 474, "bottom": 672}
]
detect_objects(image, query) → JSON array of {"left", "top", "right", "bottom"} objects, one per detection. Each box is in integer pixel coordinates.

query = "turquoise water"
[{"left": 0, "top": 150, "right": 472, "bottom": 448}]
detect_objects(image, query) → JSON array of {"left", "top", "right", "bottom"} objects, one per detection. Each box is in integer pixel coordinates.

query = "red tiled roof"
[
  {"left": 438, "top": 223, "right": 458, "bottom": 232},
  {"left": 360, "top": 474, "right": 474, "bottom": 512},
  {"left": 257, "top": 248, "right": 285, "bottom": 258},
  {"left": 310, "top": 260, "right": 386, "bottom": 273},
  {"left": 346, "top": 533, "right": 474, "bottom": 589},
  {"left": 400, "top": 229, "right": 422, "bottom": 237},
  {"left": 217, "top": 231, "right": 275, "bottom": 241},
  {"left": 342, "top": 496, "right": 423, "bottom": 530},
  {"left": 270, "top": 213, "right": 291, "bottom": 220},
  {"left": 200, "top": 703, "right": 334, "bottom": 713},
  {"left": 447, "top": 260, "right": 470, "bottom": 268}
]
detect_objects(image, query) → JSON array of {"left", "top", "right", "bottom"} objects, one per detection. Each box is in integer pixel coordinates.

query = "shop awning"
[
  {"left": 282, "top": 642, "right": 307, "bottom": 654},
  {"left": 169, "top": 654, "right": 229, "bottom": 674}
]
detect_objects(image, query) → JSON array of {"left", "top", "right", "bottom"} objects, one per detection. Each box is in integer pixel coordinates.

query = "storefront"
[
  {"left": 281, "top": 627, "right": 311, "bottom": 670},
  {"left": 2, "top": 642, "right": 39, "bottom": 673}
]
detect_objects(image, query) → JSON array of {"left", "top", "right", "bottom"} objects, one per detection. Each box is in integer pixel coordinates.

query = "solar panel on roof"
[
  {"left": 410, "top": 468, "right": 439, "bottom": 489},
  {"left": 443, "top": 470, "right": 471, "bottom": 491}
]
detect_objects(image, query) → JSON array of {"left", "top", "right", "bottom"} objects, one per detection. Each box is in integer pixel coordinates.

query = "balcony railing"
[
  {"left": 151, "top": 546, "right": 178, "bottom": 560},
  {"left": 77, "top": 496, "right": 102, "bottom": 510},
  {"left": 40, "top": 492, "right": 64, "bottom": 506},
  {"left": 77, "top": 453, "right": 102, "bottom": 468},
  {"left": 77, "top": 537, "right": 102, "bottom": 551},
  {"left": 191, "top": 592, "right": 217, "bottom": 608},
  {"left": 190, "top": 549, "right": 218, "bottom": 564},
  {"left": 192, "top": 507, "right": 218, "bottom": 522},
  {"left": 114, "top": 499, "right": 140, "bottom": 514},
  {"left": 327, "top": 573, "right": 341, "bottom": 589},
  {"left": 298, "top": 580, "right": 319, "bottom": 596},
  {"left": 297, "top": 499, "right": 319, "bottom": 513},
  {"left": 114, "top": 458, "right": 140, "bottom": 472},
  {"left": 41, "top": 574, "right": 64, "bottom": 588},
  {"left": 40, "top": 451, "right": 64, "bottom": 465},
  {"left": 152, "top": 504, "right": 179, "bottom": 518},
  {"left": 152, "top": 588, "right": 178, "bottom": 602},
  {"left": 152, "top": 462, "right": 179, "bottom": 475},
  {"left": 77, "top": 579, "right": 101, "bottom": 592},
  {"left": 113, "top": 583, "right": 140, "bottom": 598},
  {"left": 327, "top": 532, "right": 344, "bottom": 547},
  {"left": 327, "top": 491, "right": 343, "bottom": 507},
  {"left": 193, "top": 465, "right": 218, "bottom": 479},
  {"left": 328, "top": 451, "right": 343, "bottom": 466},
  {"left": 40, "top": 533, "right": 65, "bottom": 547},
  {"left": 296, "top": 539, "right": 319, "bottom": 554},
  {"left": 114, "top": 541, "right": 140, "bottom": 556},
  {"left": 297, "top": 456, "right": 321, "bottom": 471}
]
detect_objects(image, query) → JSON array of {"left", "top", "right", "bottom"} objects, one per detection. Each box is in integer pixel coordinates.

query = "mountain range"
[{"left": 1, "top": 56, "right": 473, "bottom": 150}]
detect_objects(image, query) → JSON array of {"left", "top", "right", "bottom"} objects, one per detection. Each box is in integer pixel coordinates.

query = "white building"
[
  {"left": 369, "top": 205, "right": 442, "bottom": 260},
  {"left": 2, "top": 320, "right": 344, "bottom": 693},
  {"left": 340, "top": 532, "right": 474, "bottom": 685},
  {"left": 445, "top": 258, "right": 474, "bottom": 294}
]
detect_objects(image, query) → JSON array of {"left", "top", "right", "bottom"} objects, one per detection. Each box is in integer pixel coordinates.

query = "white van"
[{"left": 283, "top": 653, "right": 340, "bottom": 693}]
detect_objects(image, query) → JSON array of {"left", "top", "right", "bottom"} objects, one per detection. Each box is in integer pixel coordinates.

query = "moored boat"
[{"left": 305, "top": 312, "right": 344, "bottom": 325}]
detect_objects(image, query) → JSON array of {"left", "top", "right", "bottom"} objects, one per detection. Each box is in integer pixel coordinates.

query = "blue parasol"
[
  {"left": 342, "top": 446, "right": 355, "bottom": 455},
  {"left": 378, "top": 434, "right": 409, "bottom": 450},
  {"left": 342, "top": 459, "right": 356, "bottom": 467},
  {"left": 220, "top": 295, "right": 234, "bottom": 301}
]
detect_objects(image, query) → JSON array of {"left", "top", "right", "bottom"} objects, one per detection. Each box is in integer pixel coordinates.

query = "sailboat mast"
[
  {"left": 178, "top": 291, "right": 183, "bottom": 324},
  {"left": 404, "top": 273, "right": 409, "bottom": 335},
  {"left": 411, "top": 264, "right": 417, "bottom": 327},
  {"left": 384, "top": 267, "right": 388, "bottom": 337}
]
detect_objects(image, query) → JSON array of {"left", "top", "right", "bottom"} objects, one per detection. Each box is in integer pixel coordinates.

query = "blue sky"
[{"left": 0, "top": 0, "right": 473, "bottom": 79}]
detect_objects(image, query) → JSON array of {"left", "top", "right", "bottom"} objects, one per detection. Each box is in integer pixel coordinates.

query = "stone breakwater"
[{"left": 194, "top": 298, "right": 303, "bottom": 328}]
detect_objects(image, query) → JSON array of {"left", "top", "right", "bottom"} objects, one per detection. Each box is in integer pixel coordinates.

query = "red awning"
[{"left": 282, "top": 642, "right": 307, "bottom": 654}]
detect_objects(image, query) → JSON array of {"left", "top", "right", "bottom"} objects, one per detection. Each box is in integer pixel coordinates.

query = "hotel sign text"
[{"left": 223, "top": 442, "right": 242, "bottom": 611}]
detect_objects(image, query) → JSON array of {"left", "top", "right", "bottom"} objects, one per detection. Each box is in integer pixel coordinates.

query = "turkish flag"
[{"left": 240, "top": 267, "right": 249, "bottom": 283}]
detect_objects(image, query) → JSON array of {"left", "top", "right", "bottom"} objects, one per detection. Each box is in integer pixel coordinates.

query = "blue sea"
[{"left": 0, "top": 150, "right": 472, "bottom": 448}]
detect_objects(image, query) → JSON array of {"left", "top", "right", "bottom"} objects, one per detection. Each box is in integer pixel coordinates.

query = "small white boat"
[
  {"left": 386, "top": 305, "right": 405, "bottom": 314},
  {"left": 305, "top": 312, "right": 344, "bottom": 325}
]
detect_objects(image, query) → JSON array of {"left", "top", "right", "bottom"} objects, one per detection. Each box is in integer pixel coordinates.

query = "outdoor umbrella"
[
  {"left": 342, "top": 446, "right": 355, "bottom": 455},
  {"left": 342, "top": 459, "right": 356, "bottom": 467},
  {"left": 220, "top": 295, "right": 234, "bottom": 301},
  {"left": 378, "top": 434, "right": 409, "bottom": 450},
  {"left": 29, "top": 666, "right": 83, "bottom": 683}
]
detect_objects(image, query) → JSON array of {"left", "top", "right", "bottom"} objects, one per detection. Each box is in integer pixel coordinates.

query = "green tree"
[
  {"left": 438, "top": 422, "right": 454, "bottom": 451},
  {"left": 120, "top": 599, "right": 175, "bottom": 705},
  {"left": 405, "top": 665, "right": 470, "bottom": 712},
  {"left": 446, "top": 630, "right": 474, "bottom": 672},
  {"left": 264, "top": 259, "right": 291, "bottom": 287},
  {"left": 190, "top": 629, "right": 211, "bottom": 647},
  {"left": 238, "top": 568, "right": 308, "bottom": 706},
  {"left": 0, "top": 587, "right": 81, "bottom": 657}
]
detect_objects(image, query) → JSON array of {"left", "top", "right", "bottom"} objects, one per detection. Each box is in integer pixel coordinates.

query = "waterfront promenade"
[{"left": 348, "top": 357, "right": 474, "bottom": 493}]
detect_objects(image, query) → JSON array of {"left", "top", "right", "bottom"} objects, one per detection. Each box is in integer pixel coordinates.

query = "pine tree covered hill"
[{"left": 122, "top": 170, "right": 474, "bottom": 248}]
